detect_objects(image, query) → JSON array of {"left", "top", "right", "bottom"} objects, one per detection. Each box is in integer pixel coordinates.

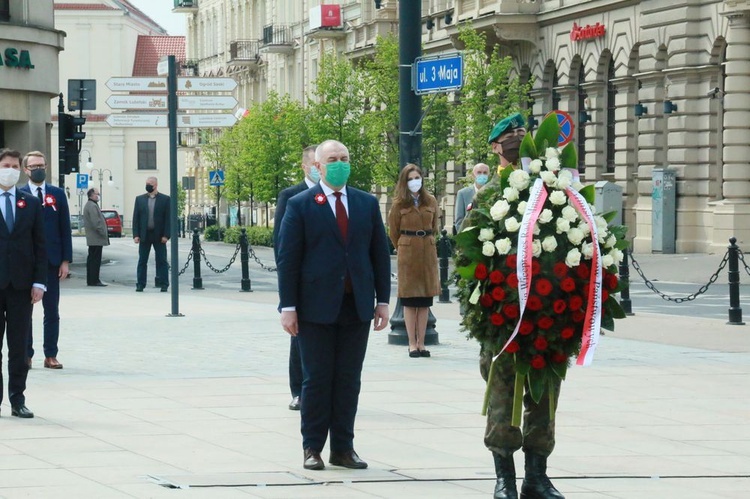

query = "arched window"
[
  {"left": 577, "top": 64, "right": 586, "bottom": 172},
  {"left": 606, "top": 58, "right": 616, "bottom": 174}
]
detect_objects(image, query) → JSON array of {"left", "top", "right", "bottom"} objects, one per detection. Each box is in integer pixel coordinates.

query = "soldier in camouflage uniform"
[{"left": 475, "top": 114, "right": 565, "bottom": 499}]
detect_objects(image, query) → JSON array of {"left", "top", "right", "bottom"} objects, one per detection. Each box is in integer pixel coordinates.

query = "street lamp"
[
  {"left": 80, "top": 149, "right": 94, "bottom": 170},
  {"left": 89, "top": 167, "right": 114, "bottom": 208}
]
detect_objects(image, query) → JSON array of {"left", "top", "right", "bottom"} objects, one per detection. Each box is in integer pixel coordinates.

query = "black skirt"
[{"left": 401, "top": 296, "right": 434, "bottom": 307}]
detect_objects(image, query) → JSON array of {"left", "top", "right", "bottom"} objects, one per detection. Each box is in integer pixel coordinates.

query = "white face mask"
[
  {"left": 407, "top": 178, "right": 422, "bottom": 193},
  {"left": 0, "top": 168, "right": 20, "bottom": 188}
]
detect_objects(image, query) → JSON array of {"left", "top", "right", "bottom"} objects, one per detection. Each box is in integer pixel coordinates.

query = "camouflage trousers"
[{"left": 480, "top": 347, "right": 561, "bottom": 458}]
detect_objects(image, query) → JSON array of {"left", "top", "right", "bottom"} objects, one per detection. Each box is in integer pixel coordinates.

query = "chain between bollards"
[
  {"left": 727, "top": 236, "right": 744, "bottom": 325},
  {"left": 191, "top": 228, "right": 203, "bottom": 290},
  {"left": 240, "top": 228, "right": 252, "bottom": 292},
  {"left": 618, "top": 246, "right": 633, "bottom": 315},
  {"left": 438, "top": 229, "right": 451, "bottom": 303}
]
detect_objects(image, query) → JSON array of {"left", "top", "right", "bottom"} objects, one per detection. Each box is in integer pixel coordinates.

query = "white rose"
[
  {"left": 482, "top": 241, "right": 496, "bottom": 257},
  {"left": 595, "top": 216, "right": 608, "bottom": 231},
  {"left": 565, "top": 247, "right": 582, "bottom": 267},
  {"left": 558, "top": 168, "right": 573, "bottom": 183},
  {"left": 540, "top": 171, "right": 557, "bottom": 187},
  {"left": 532, "top": 239, "right": 542, "bottom": 257},
  {"left": 555, "top": 174, "right": 571, "bottom": 190},
  {"left": 601, "top": 254, "right": 614, "bottom": 268},
  {"left": 546, "top": 156, "right": 561, "bottom": 172},
  {"left": 579, "top": 222, "right": 591, "bottom": 236},
  {"left": 490, "top": 200, "right": 510, "bottom": 221},
  {"left": 549, "top": 190, "right": 567, "bottom": 205},
  {"left": 504, "top": 217, "right": 521, "bottom": 232},
  {"left": 545, "top": 147, "right": 559, "bottom": 159},
  {"left": 581, "top": 241, "right": 594, "bottom": 259},
  {"left": 538, "top": 209, "right": 553, "bottom": 224},
  {"left": 516, "top": 201, "right": 527, "bottom": 215},
  {"left": 533, "top": 223, "right": 541, "bottom": 235},
  {"left": 495, "top": 238, "right": 512, "bottom": 255},
  {"left": 567, "top": 227, "right": 585, "bottom": 245},
  {"left": 610, "top": 248, "right": 623, "bottom": 265},
  {"left": 561, "top": 205, "right": 578, "bottom": 222},
  {"left": 478, "top": 228, "right": 495, "bottom": 242},
  {"left": 529, "top": 159, "right": 543, "bottom": 174},
  {"left": 503, "top": 187, "right": 519, "bottom": 202},
  {"left": 606, "top": 234, "right": 617, "bottom": 248},
  {"left": 556, "top": 218, "right": 571, "bottom": 234},
  {"left": 541, "top": 235, "right": 558, "bottom": 252},
  {"left": 509, "top": 170, "right": 530, "bottom": 191}
]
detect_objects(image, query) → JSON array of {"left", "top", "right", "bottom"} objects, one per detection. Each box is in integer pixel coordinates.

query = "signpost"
[
  {"left": 105, "top": 114, "right": 168, "bottom": 127},
  {"left": 209, "top": 170, "right": 225, "bottom": 187},
  {"left": 177, "top": 95, "right": 238, "bottom": 110},
  {"left": 76, "top": 173, "right": 89, "bottom": 189},
  {"left": 412, "top": 52, "right": 463, "bottom": 95},
  {"left": 105, "top": 77, "right": 167, "bottom": 91},
  {"left": 544, "top": 110, "right": 575, "bottom": 147},
  {"left": 178, "top": 77, "right": 237, "bottom": 92},
  {"left": 178, "top": 113, "right": 237, "bottom": 128},
  {"left": 106, "top": 95, "right": 167, "bottom": 110}
]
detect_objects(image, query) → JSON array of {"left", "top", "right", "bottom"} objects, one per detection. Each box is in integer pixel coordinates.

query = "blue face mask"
[
  {"left": 324, "top": 161, "right": 351, "bottom": 188},
  {"left": 308, "top": 166, "right": 321, "bottom": 183},
  {"left": 475, "top": 174, "right": 489, "bottom": 186}
]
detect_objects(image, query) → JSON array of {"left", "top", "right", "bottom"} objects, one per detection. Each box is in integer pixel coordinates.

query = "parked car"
[
  {"left": 70, "top": 214, "right": 81, "bottom": 231},
  {"left": 101, "top": 210, "right": 122, "bottom": 238}
]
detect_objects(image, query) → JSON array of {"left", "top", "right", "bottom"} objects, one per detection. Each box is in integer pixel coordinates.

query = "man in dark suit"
[
  {"left": 0, "top": 148, "right": 46, "bottom": 418},
  {"left": 20, "top": 151, "right": 72, "bottom": 370},
  {"left": 132, "top": 176, "right": 170, "bottom": 292},
  {"left": 273, "top": 145, "right": 318, "bottom": 412},
  {"left": 277, "top": 140, "right": 391, "bottom": 471}
]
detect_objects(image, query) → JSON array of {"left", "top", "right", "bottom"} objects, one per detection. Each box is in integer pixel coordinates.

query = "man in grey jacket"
[
  {"left": 82, "top": 188, "right": 109, "bottom": 287},
  {"left": 454, "top": 163, "right": 490, "bottom": 233}
]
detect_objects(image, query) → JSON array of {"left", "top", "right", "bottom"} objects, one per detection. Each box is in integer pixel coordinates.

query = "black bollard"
[
  {"left": 438, "top": 229, "right": 451, "bottom": 303},
  {"left": 191, "top": 228, "right": 204, "bottom": 290},
  {"left": 618, "top": 247, "right": 633, "bottom": 315},
  {"left": 240, "top": 228, "right": 252, "bottom": 292},
  {"left": 727, "top": 237, "right": 744, "bottom": 325}
]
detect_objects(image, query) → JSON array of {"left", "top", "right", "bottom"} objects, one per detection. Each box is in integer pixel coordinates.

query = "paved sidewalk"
[{"left": 1, "top": 248, "right": 748, "bottom": 498}]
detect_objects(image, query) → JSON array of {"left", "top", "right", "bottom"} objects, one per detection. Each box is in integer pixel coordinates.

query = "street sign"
[
  {"left": 68, "top": 79, "right": 97, "bottom": 111},
  {"left": 209, "top": 170, "right": 225, "bottom": 187},
  {"left": 178, "top": 77, "right": 237, "bottom": 92},
  {"left": 106, "top": 95, "right": 168, "bottom": 110},
  {"left": 76, "top": 173, "right": 89, "bottom": 189},
  {"left": 413, "top": 52, "right": 463, "bottom": 95},
  {"left": 105, "top": 114, "right": 168, "bottom": 127},
  {"left": 157, "top": 57, "right": 169, "bottom": 76},
  {"left": 177, "top": 113, "right": 237, "bottom": 128},
  {"left": 178, "top": 95, "right": 238, "bottom": 110},
  {"left": 106, "top": 77, "right": 168, "bottom": 92},
  {"left": 544, "top": 110, "right": 575, "bottom": 146}
]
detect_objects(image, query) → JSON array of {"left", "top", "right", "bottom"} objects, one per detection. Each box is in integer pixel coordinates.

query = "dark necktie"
[
  {"left": 37, "top": 186, "right": 43, "bottom": 204},
  {"left": 333, "top": 191, "right": 352, "bottom": 292},
  {"left": 3, "top": 192, "right": 13, "bottom": 232}
]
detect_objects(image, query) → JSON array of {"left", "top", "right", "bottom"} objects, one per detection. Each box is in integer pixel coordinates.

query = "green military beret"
[{"left": 487, "top": 112, "right": 526, "bottom": 143}]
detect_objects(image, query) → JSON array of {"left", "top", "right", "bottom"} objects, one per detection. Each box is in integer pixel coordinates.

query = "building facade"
[{"left": 176, "top": 0, "right": 750, "bottom": 253}]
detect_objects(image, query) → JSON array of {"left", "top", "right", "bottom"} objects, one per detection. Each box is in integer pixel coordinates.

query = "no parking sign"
[{"left": 544, "top": 110, "right": 575, "bottom": 147}]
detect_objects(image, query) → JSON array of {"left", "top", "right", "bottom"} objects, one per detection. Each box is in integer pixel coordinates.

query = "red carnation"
[
  {"left": 503, "top": 303, "right": 520, "bottom": 319},
  {"left": 572, "top": 310, "right": 585, "bottom": 323},
  {"left": 553, "top": 299, "right": 567, "bottom": 314},
  {"left": 479, "top": 293, "right": 494, "bottom": 308},
  {"left": 561, "top": 277, "right": 576, "bottom": 292},
  {"left": 601, "top": 289, "right": 610, "bottom": 302},
  {"left": 475, "top": 263, "right": 488, "bottom": 280},
  {"left": 534, "top": 336, "right": 548, "bottom": 351},
  {"left": 506, "top": 273, "right": 519, "bottom": 288},
  {"left": 527, "top": 295, "right": 543, "bottom": 311},
  {"left": 491, "top": 286, "right": 506, "bottom": 302},
  {"left": 605, "top": 272, "right": 618, "bottom": 291},
  {"left": 519, "top": 320, "right": 534, "bottom": 335},
  {"left": 576, "top": 262, "right": 590, "bottom": 279},
  {"left": 560, "top": 327, "right": 575, "bottom": 339},
  {"left": 505, "top": 341, "right": 520, "bottom": 353},
  {"left": 537, "top": 316, "right": 554, "bottom": 330},
  {"left": 531, "top": 355, "right": 546, "bottom": 369},
  {"left": 551, "top": 352, "right": 567, "bottom": 364},
  {"left": 535, "top": 278, "right": 553, "bottom": 296},
  {"left": 553, "top": 262, "right": 568, "bottom": 279},
  {"left": 505, "top": 254, "right": 516, "bottom": 269},
  {"left": 489, "top": 270, "right": 505, "bottom": 284},
  {"left": 490, "top": 313, "right": 505, "bottom": 326},
  {"left": 531, "top": 259, "right": 541, "bottom": 276},
  {"left": 569, "top": 295, "right": 584, "bottom": 310}
]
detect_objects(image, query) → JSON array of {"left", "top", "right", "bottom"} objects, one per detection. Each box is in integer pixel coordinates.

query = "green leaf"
[
  {"left": 579, "top": 184, "right": 595, "bottom": 204},
  {"left": 454, "top": 226, "right": 480, "bottom": 247},
  {"left": 456, "top": 264, "right": 478, "bottom": 279},
  {"left": 601, "top": 313, "right": 615, "bottom": 331},
  {"left": 615, "top": 240, "right": 630, "bottom": 250},
  {"left": 534, "top": 114, "right": 560, "bottom": 153},
  {"left": 519, "top": 131, "right": 538, "bottom": 159},
  {"left": 602, "top": 210, "right": 618, "bottom": 223},
  {"left": 499, "top": 162, "right": 514, "bottom": 192},
  {"left": 550, "top": 359, "right": 569, "bottom": 380},
  {"left": 559, "top": 142, "right": 577, "bottom": 169},
  {"left": 607, "top": 296, "right": 627, "bottom": 319},
  {"left": 527, "top": 368, "right": 546, "bottom": 404},
  {"left": 515, "top": 358, "right": 531, "bottom": 376}
]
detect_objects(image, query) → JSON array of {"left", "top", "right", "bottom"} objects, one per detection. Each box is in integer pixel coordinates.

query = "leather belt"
[{"left": 400, "top": 230, "right": 433, "bottom": 237}]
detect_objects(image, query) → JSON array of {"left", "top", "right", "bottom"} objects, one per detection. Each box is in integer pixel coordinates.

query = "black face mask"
[
  {"left": 29, "top": 169, "right": 46, "bottom": 183},
  {"left": 499, "top": 133, "right": 524, "bottom": 165},
  {"left": 145, "top": 184, "right": 155, "bottom": 193}
]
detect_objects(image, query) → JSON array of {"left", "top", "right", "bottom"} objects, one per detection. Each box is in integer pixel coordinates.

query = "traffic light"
[{"left": 58, "top": 112, "right": 86, "bottom": 174}]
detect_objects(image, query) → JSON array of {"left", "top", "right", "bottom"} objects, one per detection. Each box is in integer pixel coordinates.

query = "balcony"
[
  {"left": 180, "top": 59, "right": 200, "bottom": 76},
  {"left": 260, "top": 24, "right": 294, "bottom": 54},
  {"left": 173, "top": 0, "right": 198, "bottom": 13},
  {"left": 229, "top": 40, "right": 262, "bottom": 67},
  {"left": 447, "top": 0, "right": 539, "bottom": 48},
  {"left": 307, "top": 26, "right": 347, "bottom": 40}
]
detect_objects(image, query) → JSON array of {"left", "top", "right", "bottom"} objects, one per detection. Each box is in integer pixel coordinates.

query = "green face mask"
[{"left": 324, "top": 161, "right": 351, "bottom": 188}]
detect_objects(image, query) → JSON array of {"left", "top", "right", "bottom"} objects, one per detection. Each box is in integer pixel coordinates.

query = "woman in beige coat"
[{"left": 388, "top": 164, "right": 440, "bottom": 357}]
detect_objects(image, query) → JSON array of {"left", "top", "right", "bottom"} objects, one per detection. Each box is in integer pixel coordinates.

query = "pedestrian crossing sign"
[{"left": 209, "top": 170, "right": 225, "bottom": 186}]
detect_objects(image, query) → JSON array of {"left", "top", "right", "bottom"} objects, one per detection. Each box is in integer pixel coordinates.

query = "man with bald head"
[
  {"left": 454, "top": 162, "right": 490, "bottom": 233},
  {"left": 132, "top": 176, "right": 170, "bottom": 292}
]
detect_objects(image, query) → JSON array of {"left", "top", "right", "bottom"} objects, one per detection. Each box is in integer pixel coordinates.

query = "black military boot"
[
  {"left": 520, "top": 452, "right": 564, "bottom": 499},
  {"left": 492, "top": 452, "right": 518, "bottom": 499}
]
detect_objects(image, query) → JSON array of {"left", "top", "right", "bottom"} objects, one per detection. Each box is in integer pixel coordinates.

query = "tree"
[{"left": 218, "top": 124, "right": 251, "bottom": 225}]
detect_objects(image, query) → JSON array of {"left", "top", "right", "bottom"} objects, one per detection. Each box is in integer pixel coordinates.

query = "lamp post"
[{"left": 88, "top": 166, "right": 114, "bottom": 208}]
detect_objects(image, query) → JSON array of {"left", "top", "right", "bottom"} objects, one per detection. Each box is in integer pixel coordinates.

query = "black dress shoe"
[
  {"left": 419, "top": 349, "right": 431, "bottom": 357},
  {"left": 135, "top": 286, "right": 144, "bottom": 292},
  {"left": 303, "top": 448, "right": 324, "bottom": 470},
  {"left": 88, "top": 282, "right": 107, "bottom": 287},
  {"left": 329, "top": 449, "right": 368, "bottom": 469},
  {"left": 11, "top": 404, "right": 34, "bottom": 419},
  {"left": 160, "top": 286, "right": 168, "bottom": 292},
  {"left": 289, "top": 396, "right": 301, "bottom": 411}
]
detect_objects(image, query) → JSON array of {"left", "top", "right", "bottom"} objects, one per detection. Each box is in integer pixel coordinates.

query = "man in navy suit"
[
  {"left": 0, "top": 148, "right": 47, "bottom": 418},
  {"left": 277, "top": 140, "right": 391, "bottom": 471},
  {"left": 21, "top": 151, "right": 72, "bottom": 370},
  {"left": 273, "top": 145, "right": 318, "bottom": 412}
]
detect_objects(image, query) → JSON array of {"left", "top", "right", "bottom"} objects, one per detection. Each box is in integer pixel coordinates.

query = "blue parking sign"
[{"left": 76, "top": 173, "right": 89, "bottom": 189}]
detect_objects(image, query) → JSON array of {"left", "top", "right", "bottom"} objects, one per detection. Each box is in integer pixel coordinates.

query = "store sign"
[
  {"left": 0, "top": 48, "right": 34, "bottom": 69},
  {"left": 570, "top": 22, "right": 606, "bottom": 42}
]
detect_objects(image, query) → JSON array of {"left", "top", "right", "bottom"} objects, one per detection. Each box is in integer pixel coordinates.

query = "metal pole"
[
  {"left": 57, "top": 94, "right": 65, "bottom": 188},
  {"left": 191, "top": 228, "right": 203, "bottom": 290},
  {"left": 240, "top": 228, "right": 252, "bottom": 292},
  {"left": 167, "top": 55, "right": 182, "bottom": 316},
  {"left": 438, "top": 229, "right": 451, "bottom": 303},
  {"left": 727, "top": 237, "right": 744, "bottom": 325},
  {"left": 618, "top": 247, "right": 633, "bottom": 315}
]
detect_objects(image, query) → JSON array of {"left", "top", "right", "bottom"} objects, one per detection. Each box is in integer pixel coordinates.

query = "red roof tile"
[
  {"left": 132, "top": 36, "right": 186, "bottom": 77},
  {"left": 54, "top": 3, "right": 118, "bottom": 10}
]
